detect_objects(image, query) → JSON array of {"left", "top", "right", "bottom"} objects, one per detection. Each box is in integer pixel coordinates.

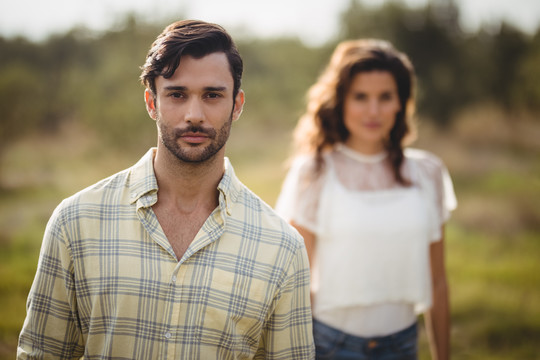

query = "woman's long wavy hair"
[{"left": 293, "top": 39, "right": 417, "bottom": 185}]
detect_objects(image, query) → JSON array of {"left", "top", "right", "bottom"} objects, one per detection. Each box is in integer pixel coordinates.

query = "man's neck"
[{"left": 152, "top": 147, "right": 224, "bottom": 213}]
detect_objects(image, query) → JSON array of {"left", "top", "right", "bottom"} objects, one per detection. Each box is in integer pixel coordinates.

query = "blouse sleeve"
[
  {"left": 408, "top": 149, "right": 457, "bottom": 242},
  {"left": 275, "top": 155, "right": 325, "bottom": 234}
]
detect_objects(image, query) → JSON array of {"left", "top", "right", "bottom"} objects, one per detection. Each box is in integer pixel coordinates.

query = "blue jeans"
[{"left": 313, "top": 318, "right": 418, "bottom": 360}]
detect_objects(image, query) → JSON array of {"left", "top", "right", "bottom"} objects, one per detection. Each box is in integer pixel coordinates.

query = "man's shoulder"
[
  {"left": 61, "top": 149, "right": 155, "bottom": 208},
  {"left": 69, "top": 168, "right": 132, "bottom": 202},
  {"left": 54, "top": 167, "right": 134, "bottom": 219},
  {"left": 234, "top": 183, "right": 304, "bottom": 247}
]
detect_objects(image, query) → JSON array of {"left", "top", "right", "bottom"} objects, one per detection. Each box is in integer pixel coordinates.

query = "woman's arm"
[
  {"left": 290, "top": 221, "right": 316, "bottom": 305},
  {"left": 425, "top": 227, "right": 450, "bottom": 360}
]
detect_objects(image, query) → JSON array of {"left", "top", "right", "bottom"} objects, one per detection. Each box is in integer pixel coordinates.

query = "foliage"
[
  {"left": 240, "top": 38, "right": 327, "bottom": 128},
  {"left": 337, "top": 0, "right": 540, "bottom": 126},
  {"left": 512, "top": 31, "right": 540, "bottom": 111},
  {"left": 1, "top": 1, "right": 540, "bottom": 160},
  {"left": 1, "top": 2, "right": 540, "bottom": 358}
]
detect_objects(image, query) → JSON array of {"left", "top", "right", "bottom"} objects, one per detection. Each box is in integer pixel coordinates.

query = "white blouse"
[{"left": 275, "top": 144, "right": 457, "bottom": 336}]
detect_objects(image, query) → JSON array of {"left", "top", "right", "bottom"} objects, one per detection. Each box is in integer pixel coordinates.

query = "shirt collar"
[
  {"left": 129, "top": 148, "right": 159, "bottom": 208},
  {"left": 217, "top": 157, "right": 243, "bottom": 217},
  {"left": 129, "top": 148, "right": 242, "bottom": 216}
]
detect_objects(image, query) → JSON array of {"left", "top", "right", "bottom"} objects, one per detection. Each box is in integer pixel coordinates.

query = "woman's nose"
[{"left": 368, "top": 99, "right": 379, "bottom": 115}]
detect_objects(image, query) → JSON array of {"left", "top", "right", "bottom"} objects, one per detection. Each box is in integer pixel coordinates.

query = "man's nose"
[{"left": 185, "top": 98, "right": 204, "bottom": 124}]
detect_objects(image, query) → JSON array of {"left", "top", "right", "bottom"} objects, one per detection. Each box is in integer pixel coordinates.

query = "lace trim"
[{"left": 336, "top": 143, "right": 388, "bottom": 164}]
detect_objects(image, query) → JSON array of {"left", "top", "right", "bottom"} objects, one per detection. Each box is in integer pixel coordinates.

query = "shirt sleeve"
[
  {"left": 17, "top": 201, "right": 85, "bottom": 359},
  {"left": 439, "top": 161, "right": 457, "bottom": 224},
  {"left": 275, "top": 155, "right": 325, "bottom": 233},
  {"left": 410, "top": 150, "right": 457, "bottom": 241},
  {"left": 255, "top": 237, "right": 315, "bottom": 359}
]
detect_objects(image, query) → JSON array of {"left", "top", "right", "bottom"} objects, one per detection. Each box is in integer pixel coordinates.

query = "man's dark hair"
[{"left": 140, "top": 20, "right": 243, "bottom": 99}]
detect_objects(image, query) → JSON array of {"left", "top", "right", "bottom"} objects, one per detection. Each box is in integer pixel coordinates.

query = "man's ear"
[
  {"left": 144, "top": 89, "right": 157, "bottom": 120},
  {"left": 232, "top": 90, "right": 245, "bottom": 122}
]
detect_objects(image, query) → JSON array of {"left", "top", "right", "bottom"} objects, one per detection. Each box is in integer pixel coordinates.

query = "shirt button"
[{"left": 165, "top": 332, "right": 172, "bottom": 339}]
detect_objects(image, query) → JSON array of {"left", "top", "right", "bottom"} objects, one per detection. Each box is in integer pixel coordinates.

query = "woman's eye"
[
  {"left": 353, "top": 93, "right": 367, "bottom": 100},
  {"left": 380, "top": 92, "right": 395, "bottom": 101}
]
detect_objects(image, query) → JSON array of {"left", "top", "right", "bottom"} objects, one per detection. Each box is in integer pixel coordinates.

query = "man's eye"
[
  {"left": 206, "top": 93, "right": 222, "bottom": 99},
  {"left": 170, "top": 92, "right": 184, "bottom": 99}
]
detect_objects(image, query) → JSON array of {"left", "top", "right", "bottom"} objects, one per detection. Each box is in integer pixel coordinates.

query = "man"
[{"left": 18, "top": 20, "right": 314, "bottom": 359}]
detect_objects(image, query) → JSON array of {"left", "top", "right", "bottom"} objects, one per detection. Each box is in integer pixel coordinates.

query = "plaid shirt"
[{"left": 18, "top": 149, "right": 314, "bottom": 359}]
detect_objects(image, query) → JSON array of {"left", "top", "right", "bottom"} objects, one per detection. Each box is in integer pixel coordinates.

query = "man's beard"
[{"left": 158, "top": 114, "right": 233, "bottom": 163}]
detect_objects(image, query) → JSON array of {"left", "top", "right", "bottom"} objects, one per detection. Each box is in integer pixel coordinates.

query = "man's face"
[{"left": 145, "top": 52, "right": 244, "bottom": 163}]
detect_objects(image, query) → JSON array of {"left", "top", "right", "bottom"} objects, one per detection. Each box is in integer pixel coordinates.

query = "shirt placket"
[
  {"left": 162, "top": 209, "right": 227, "bottom": 358},
  {"left": 162, "top": 262, "right": 183, "bottom": 358}
]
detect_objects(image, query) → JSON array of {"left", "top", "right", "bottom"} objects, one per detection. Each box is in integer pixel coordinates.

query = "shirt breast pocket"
[{"left": 198, "top": 267, "right": 271, "bottom": 353}]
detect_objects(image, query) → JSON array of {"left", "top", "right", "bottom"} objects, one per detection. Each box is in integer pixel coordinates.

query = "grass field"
[{"left": 1, "top": 110, "right": 539, "bottom": 359}]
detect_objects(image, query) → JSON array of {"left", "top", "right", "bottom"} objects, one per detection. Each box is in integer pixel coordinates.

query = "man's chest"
[{"left": 152, "top": 204, "right": 215, "bottom": 259}]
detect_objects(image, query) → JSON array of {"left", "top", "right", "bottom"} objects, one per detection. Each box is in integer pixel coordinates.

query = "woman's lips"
[{"left": 363, "top": 122, "right": 382, "bottom": 129}]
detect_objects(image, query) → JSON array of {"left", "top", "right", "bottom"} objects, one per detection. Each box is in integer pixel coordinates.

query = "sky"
[{"left": 1, "top": 0, "right": 539, "bottom": 46}]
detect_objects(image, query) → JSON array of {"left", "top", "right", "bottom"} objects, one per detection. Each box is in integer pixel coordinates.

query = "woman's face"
[{"left": 342, "top": 70, "right": 401, "bottom": 154}]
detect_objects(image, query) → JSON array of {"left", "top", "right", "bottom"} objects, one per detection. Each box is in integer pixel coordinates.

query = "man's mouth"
[
  {"left": 180, "top": 132, "right": 209, "bottom": 144},
  {"left": 175, "top": 126, "right": 215, "bottom": 144}
]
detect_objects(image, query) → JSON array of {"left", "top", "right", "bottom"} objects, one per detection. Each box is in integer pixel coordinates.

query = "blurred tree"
[
  {"left": 338, "top": 0, "right": 466, "bottom": 126},
  {"left": 70, "top": 16, "right": 161, "bottom": 149},
  {"left": 489, "top": 22, "right": 529, "bottom": 111},
  {"left": 1, "top": 6, "right": 539, "bottom": 184},
  {"left": 496, "top": 26, "right": 540, "bottom": 113},
  {"left": 0, "top": 62, "right": 46, "bottom": 147},
  {"left": 239, "top": 38, "right": 327, "bottom": 129},
  {"left": 513, "top": 29, "right": 540, "bottom": 112},
  {"left": 0, "top": 38, "right": 48, "bottom": 185},
  {"left": 456, "top": 29, "right": 497, "bottom": 105}
]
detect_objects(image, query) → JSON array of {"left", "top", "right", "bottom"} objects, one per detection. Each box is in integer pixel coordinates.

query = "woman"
[{"left": 276, "top": 39, "right": 456, "bottom": 359}]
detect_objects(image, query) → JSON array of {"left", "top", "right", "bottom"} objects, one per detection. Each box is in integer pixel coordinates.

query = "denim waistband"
[{"left": 313, "top": 318, "right": 418, "bottom": 350}]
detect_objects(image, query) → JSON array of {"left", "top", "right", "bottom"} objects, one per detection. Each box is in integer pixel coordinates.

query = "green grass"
[
  {"left": 446, "top": 226, "right": 540, "bottom": 359},
  {"left": 0, "top": 215, "right": 43, "bottom": 359},
  {"left": 2, "top": 120, "right": 540, "bottom": 359}
]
